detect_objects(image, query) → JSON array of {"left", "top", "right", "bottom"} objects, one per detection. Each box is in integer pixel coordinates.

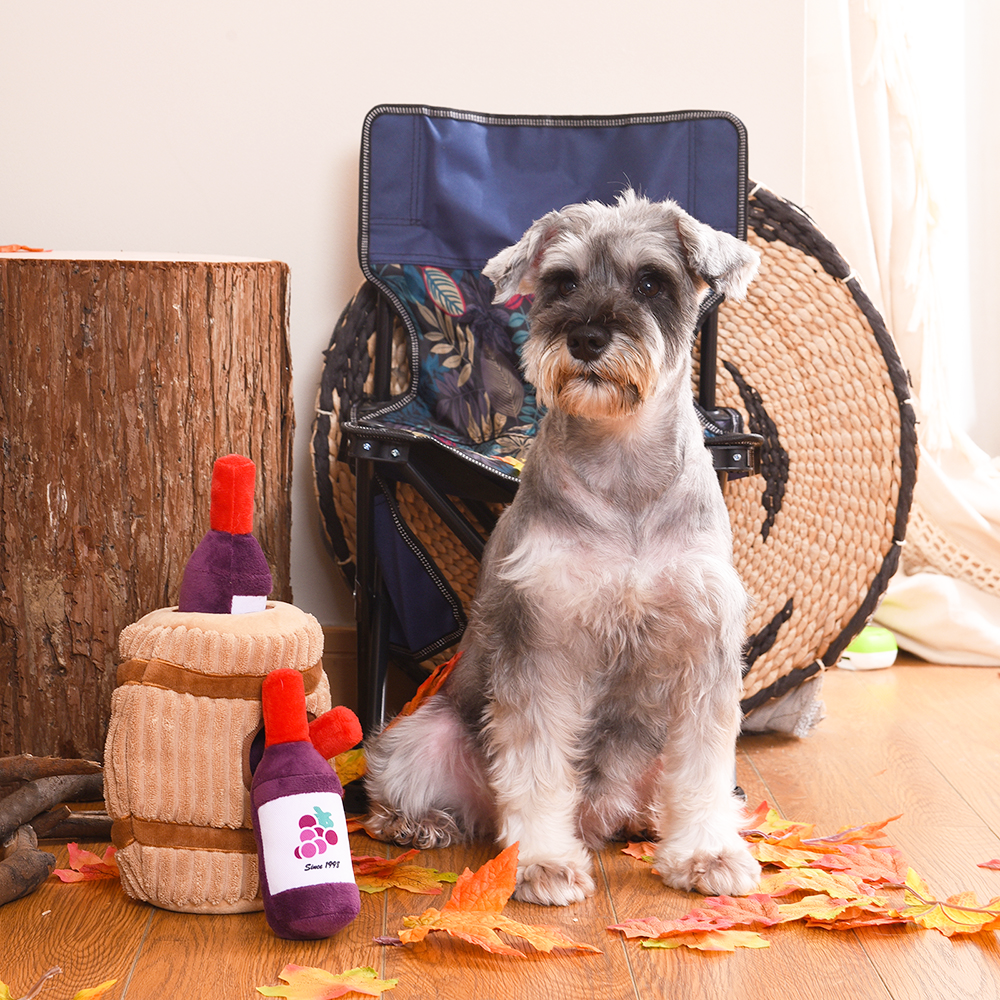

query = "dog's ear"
[
  {"left": 483, "top": 211, "right": 563, "bottom": 303},
  {"left": 674, "top": 212, "right": 760, "bottom": 301}
]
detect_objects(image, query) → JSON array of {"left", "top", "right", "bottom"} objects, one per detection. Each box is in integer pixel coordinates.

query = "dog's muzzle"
[{"left": 566, "top": 324, "right": 611, "bottom": 363}]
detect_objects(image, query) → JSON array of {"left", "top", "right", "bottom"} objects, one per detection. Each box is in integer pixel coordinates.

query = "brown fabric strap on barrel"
[
  {"left": 116, "top": 657, "right": 324, "bottom": 700},
  {"left": 111, "top": 815, "right": 257, "bottom": 855}
]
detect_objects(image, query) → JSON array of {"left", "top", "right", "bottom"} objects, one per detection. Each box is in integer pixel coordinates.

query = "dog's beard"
[{"left": 525, "top": 336, "right": 660, "bottom": 419}]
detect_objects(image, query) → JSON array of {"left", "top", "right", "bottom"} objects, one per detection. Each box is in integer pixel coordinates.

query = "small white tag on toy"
[{"left": 231, "top": 594, "right": 268, "bottom": 614}]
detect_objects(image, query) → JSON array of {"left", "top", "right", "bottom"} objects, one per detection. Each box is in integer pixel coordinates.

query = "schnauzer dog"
[{"left": 363, "top": 190, "right": 762, "bottom": 906}]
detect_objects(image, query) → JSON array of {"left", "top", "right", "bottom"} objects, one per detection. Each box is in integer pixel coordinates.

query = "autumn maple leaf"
[
  {"left": 397, "top": 843, "right": 601, "bottom": 957},
  {"left": 757, "top": 866, "right": 876, "bottom": 900},
  {"left": 0, "top": 970, "right": 116, "bottom": 1000},
  {"left": 642, "top": 930, "right": 770, "bottom": 951},
  {"left": 774, "top": 893, "right": 903, "bottom": 929},
  {"left": 610, "top": 893, "right": 781, "bottom": 940},
  {"left": 621, "top": 842, "right": 657, "bottom": 864},
  {"left": 901, "top": 869, "right": 1000, "bottom": 936},
  {"left": 352, "top": 849, "right": 458, "bottom": 895},
  {"left": 979, "top": 859, "right": 1000, "bottom": 871},
  {"left": 748, "top": 842, "right": 821, "bottom": 869},
  {"left": 809, "top": 843, "right": 908, "bottom": 886},
  {"left": 740, "top": 801, "right": 816, "bottom": 844},
  {"left": 256, "top": 965, "right": 397, "bottom": 999},
  {"left": 52, "top": 844, "right": 119, "bottom": 883},
  {"left": 334, "top": 749, "right": 367, "bottom": 787}
]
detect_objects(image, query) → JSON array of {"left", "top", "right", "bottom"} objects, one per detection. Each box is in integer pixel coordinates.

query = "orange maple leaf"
[
  {"left": 801, "top": 815, "right": 902, "bottom": 849},
  {"left": 52, "top": 843, "right": 119, "bottom": 882},
  {"left": 809, "top": 843, "right": 908, "bottom": 886},
  {"left": 610, "top": 893, "right": 780, "bottom": 940},
  {"left": 621, "top": 842, "right": 657, "bottom": 863},
  {"left": 397, "top": 844, "right": 601, "bottom": 957},
  {"left": 740, "top": 801, "right": 816, "bottom": 844},
  {"left": 256, "top": 964, "right": 397, "bottom": 999},
  {"left": 352, "top": 849, "right": 458, "bottom": 895},
  {"left": 902, "top": 869, "right": 1000, "bottom": 936},
  {"left": 385, "top": 653, "right": 461, "bottom": 732},
  {"left": 642, "top": 930, "right": 770, "bottom": 951}
]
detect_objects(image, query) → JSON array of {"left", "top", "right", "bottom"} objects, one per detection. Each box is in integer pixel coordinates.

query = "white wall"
[{"left": 0, "top": 0, "right": 806, "bottom": 626}]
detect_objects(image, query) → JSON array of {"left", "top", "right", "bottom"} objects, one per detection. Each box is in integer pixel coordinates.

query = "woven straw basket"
[
  {"left": 103, "top": 601, "right": 332, "bottom": 913},
  {"left": 312, "top": 185, "right": 917, "bottom": 714}
]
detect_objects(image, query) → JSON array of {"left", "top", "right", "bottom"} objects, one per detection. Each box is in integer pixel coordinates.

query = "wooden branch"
[
  {"left": 0, "top": 755, "right": 102, "bottom": 785},
  {"left": 26, "top": 806, "right": 72, "bottom": 838},
  {"left": 38, "top": 811, "right": 113, "bottom": 842},
  {"left": 0, "top": 773, "right": 104, "bottom": 842},
  {"left": 0, "top": 825, "right": 56, "bottom": 906}
]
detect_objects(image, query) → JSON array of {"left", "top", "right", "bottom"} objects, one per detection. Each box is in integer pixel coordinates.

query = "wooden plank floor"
[{"left": 3, "top": 660, "right": 1000, "bottom": 999}]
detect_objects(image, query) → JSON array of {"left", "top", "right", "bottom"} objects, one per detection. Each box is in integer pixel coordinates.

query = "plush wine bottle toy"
[
  {"left": 177, "top": 453, "right": 273, "bottom": 614},
  {"left": 251, "top": 667, "right": 361, "bottom": 939}
]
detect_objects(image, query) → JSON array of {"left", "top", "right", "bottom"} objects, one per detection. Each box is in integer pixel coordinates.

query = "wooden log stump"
[{"left": 0, "top": 253, "right": 293, "bottom": 760}]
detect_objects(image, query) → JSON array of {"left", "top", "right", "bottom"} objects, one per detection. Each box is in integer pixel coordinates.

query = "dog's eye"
[
  {"left": 557, "top": 277, "right": 578, "bottom": 297},
  {"left": 636, "top": 276, "right": 662, "bottom": 298}
]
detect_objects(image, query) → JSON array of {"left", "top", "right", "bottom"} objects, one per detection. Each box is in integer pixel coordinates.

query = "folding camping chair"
[{"left": 330, "top": 106, "right": 762, "bottom": 735}]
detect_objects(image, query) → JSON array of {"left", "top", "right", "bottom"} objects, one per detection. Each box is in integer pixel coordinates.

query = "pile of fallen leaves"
[
  {"left": 10, "top": 799, "right": 1000, "bottom": 998},
  {"left": 611, "top": 801, "right": 1000, "bottom": 950}
]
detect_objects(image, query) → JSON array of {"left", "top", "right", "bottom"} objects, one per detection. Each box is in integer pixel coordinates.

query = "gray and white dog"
[{"left": 363, "top": 190, "right": 762, "bottom": 906}]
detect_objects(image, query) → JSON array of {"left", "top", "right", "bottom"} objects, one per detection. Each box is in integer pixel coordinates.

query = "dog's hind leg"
[{"left": 363, "top": 695, "right": 494, "bottom": 848}]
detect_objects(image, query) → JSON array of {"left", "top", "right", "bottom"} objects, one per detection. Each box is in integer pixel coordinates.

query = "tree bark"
[{"left": 0, "top": 257, "right": 293, "bottom": 760}]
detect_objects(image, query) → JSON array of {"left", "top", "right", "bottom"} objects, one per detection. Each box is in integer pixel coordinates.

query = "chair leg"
[{"left": 354, "top": 458, "right": 391, "bottom": 735}]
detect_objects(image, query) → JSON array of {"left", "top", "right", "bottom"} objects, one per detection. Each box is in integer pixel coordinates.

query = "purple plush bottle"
[{"left": 250, "top": 668, "right": 360, "bottom": 939}]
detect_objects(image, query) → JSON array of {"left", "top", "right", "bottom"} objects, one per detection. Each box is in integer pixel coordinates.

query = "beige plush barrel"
[{"left": 103, "top": 601, "right": 332, "bottom": 913}]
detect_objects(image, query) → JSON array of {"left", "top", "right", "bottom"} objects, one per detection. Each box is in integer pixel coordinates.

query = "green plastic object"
[{"left": 839, "top": 625, "right": 898, "bottom": 670}]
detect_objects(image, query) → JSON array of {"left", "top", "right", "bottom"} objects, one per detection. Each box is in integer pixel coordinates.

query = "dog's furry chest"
[{"left": 492, "top": 500, "right": 731, "bottom": 637}]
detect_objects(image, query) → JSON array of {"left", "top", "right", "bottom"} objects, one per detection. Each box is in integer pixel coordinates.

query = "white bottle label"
[{"left": 257, "top": 791, "right": 354, "bottom": 896}]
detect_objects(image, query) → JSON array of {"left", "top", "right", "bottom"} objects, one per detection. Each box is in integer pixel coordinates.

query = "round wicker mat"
[{"left": 312, "top": 185, "right": 917, "bottom": 711}]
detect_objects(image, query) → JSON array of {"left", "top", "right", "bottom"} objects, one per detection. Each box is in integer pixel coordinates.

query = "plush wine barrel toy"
[{"left": 103, "top": 455, "right": 358, "bottom": 914}]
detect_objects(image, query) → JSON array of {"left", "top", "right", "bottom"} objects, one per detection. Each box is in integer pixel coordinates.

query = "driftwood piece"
[
  {"left": 0, "top": 773, "right": 104, "bottom": 842},
  {"left": 38, "top": 810, "right": 113, "bottom": 842},
  {"left": 0, "top": 824, "right": 56, "bottom": 906},
  {"left": 27, "top": 805, "right": 72, "bottom": 838},
  {"left": 0, "top": 256, "right": 294, "bottom": 761},
  {"left": 0, "top": 754, "right": 103, "bottom": 785}
]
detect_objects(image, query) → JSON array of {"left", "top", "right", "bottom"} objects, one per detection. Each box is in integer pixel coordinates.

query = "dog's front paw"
[
  {"left": 363, "top": 803, "right": 462, "bottom": 849},
  {"left": 655, "top": 839, "right": 761, "bottom": 897},
  {"left": 513, "top": 859, "right": 596, "bottom": 906}
]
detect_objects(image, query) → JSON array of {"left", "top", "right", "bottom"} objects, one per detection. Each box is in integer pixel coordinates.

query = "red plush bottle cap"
[
  {"left": 210, "top": 454, "right": 256, "bottom": 534},
  {"left": 261, "top": 669, "right": 310, "bottom": 747}
]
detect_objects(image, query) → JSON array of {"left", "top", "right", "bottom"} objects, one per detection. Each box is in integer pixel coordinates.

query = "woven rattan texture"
[{"left": 312, "top": 187, "right": 916, "bottom": 711}]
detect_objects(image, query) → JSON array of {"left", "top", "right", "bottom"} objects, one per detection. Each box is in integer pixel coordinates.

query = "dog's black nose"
[{"left": 566, "top": 325, "right": 610, "bottom": 362}]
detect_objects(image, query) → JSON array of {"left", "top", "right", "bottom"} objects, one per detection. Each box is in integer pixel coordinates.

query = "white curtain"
[{"left": 803, "top": 0, "right": 1000, "bottom": 664}]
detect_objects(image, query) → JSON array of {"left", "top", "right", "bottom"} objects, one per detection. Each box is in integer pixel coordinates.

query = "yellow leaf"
[
  {"left": 256, "top": 964, "right": 397, "bottom": 999},
  {"left": 72, "top": 979, "right": 118, "bottom": 1000},
  {"left": 757, "top": 867, "right": 873, "bottom": 900},
  {"left": 749, "top": 842, "right": 821, "bottom": 868},
  {"left": 902, "top": 869, "right": 1000, "bottom": 936},
  {"left": 352, "top": 849, "right": 458, "bottom": 895},
  {"left": 334, "top": 749, "right": 366, "bottom": 787},
  {"left": 642, "top": 930, "right": 770, "bottom": 951}
]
